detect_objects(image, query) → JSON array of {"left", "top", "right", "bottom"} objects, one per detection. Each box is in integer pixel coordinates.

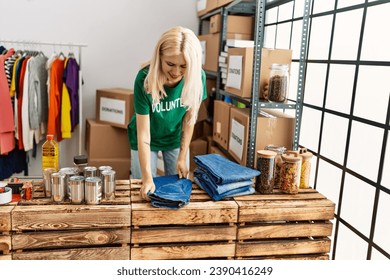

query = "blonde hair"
[{"left": 143, "top": 26, "right": 203, "bottom": 124}]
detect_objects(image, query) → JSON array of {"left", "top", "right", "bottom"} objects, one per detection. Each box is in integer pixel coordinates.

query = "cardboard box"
[
  {"left": 228, "top": 107, "right": 295, "bottom": 167},
  {"left": 197, "top": 0, "right": 218, "bottom": 16},
  {"left": 210, "top": 144, "right": 227, "bottom": 158},
  {"left": 210, "top": 15, "right": 254, "bottom": 36},
  {"left": 89, "top": 158, "right": 130, "bottom": 180},
  {"left": 85, "top": 119, "right": 131, "bottom": 159},
  {"left": 213, "top": 100, "right": 233, "bottom": 150},
  {"left": 96, "top": 88, "right": 134, "bottom": 129},
  {"left": 199, "top": 33, "right": 252, "bottom": 72},
  {"left": 217, "top": 0, "right": 233, "bottom": 7},
  {"left": 190, "top": 138, "right": 208, "bottom": 171},
  {"left": 225, "top": 48, "right": 292, "bottom": 98}
]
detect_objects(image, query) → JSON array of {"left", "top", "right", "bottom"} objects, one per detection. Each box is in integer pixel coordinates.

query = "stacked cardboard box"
[{"left": 86, "top": 88, "right": 134, "bottom": 179}]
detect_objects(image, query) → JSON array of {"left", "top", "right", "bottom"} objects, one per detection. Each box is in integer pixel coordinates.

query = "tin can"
[
  {"left": 102, "top": 170, "right": 116, "bottom": 200},
  {"left": 59, "top": 167, "right": 78, "bottom": 200},
  {"left": 85, "top": 177, "right": 102, "bottom": 205},
  {"left": 84, "top": 166, "right": 97, "bottom": 178},
  {"left": 51, "top": 172, "right": 66, "bottom": 203},
  {"left": 73, "top": 155, "right": 88, "bottom": 176},
  {"left": 68, "top": 175, "right": 85, "bottom": 204},
  {"left": 43, "top": 167, "right": 57, "bottom": 198},
  {"left": 97, "top": 166, "right": 112, "bottom": 178}
]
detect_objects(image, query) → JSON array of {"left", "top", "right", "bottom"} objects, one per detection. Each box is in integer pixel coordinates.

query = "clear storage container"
[
  {"left": 280, "top": 151, "right": 302, "bottom": 194},
  {"left": 299, "top": 148, "right": 313, "bottom": 189},
  {"left": 265, "top": 145, "right": 286, "bottom": 189},
  {"left": 268, "top": 64, "right": 289, "bottom": 103},
  {"left": 255, "top": 150, "right": 277, "bottom": 194}
]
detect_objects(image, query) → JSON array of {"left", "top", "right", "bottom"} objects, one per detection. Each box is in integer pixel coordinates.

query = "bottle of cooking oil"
[{"left": 42, "top": 134, "right": 59, "bottom": 174}]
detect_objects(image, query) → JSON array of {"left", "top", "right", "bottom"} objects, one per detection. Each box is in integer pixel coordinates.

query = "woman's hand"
[
  {"left": 140, "top": 179, "right": 155, "bottom": 201},
  {"left": 177, "top": 159, "right": 189, "bottom": 179}
]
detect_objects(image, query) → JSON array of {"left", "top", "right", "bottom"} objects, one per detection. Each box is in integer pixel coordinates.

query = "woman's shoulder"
[{"left": 135, "top": 66, "right": 149, "bottom": 81}]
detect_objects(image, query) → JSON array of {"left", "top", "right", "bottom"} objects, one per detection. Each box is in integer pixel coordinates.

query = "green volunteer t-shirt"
[{"left": 128, "top": 67, "right": 207, "bottom": 151}]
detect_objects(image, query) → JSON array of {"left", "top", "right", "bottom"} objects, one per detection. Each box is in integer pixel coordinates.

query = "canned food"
[
  {"left": 68, "top": 175, "right": 85, "bottom": 204},
  {"left": 51, "top": 172, "right": 66, "bottom": 203},
  {"left": 102, "top": 170, "right": 116, "bottom": 200},
  {"left": 85, "top": 177, "right": 102, "bottom": 205}
]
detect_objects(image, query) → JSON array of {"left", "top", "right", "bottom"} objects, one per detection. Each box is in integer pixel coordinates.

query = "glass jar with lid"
[
  {"left": 265, "top": 145, "right": 286, "bottom": 189},
  {"left": 280, "top": 151, "right": 302, "bottom": 194},
  {"left": 255, "top": 150, "right": 277, "bottom": 194},
  {"left": 299, "top": 148, "right": 313, "bottom": 189},
  {"left": 268, "top": 64, "right": 289, "bottom": 103}
]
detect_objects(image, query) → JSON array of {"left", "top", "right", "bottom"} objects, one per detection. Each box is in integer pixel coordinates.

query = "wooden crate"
[
  {"left": 130, "top": 181, "right": 238, "bottom": 260},
  {"left": 10, "top": 180, "right": 131, "bottom": 260},
  {"left": 0, "top": 206, "right": 14, "bottom": 258},
  {"left": 234, "top": 188, "right": 335, "bottom": 259}
]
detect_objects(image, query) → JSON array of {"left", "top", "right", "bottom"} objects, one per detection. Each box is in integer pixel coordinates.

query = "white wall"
[{"left": 0, "top": 0, "right": 199, "bottom": 176}]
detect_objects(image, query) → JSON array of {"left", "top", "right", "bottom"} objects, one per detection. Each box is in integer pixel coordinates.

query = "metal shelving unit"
[{"left": 199, "top": 0, "right": 311, "bottom": 167}]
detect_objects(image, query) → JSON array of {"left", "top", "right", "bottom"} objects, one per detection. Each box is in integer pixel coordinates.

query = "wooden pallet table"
[
  {"left": 0, "top": 206, "right": 14, "bottom": 260},
  {"left": 234, "top": 188, "right": 335, "bottom": 260},
  {"left": 130, "top": 181, "right": 238, "bottom": 260},
  {"left": 9, "top": 180, "right": 131, "bottom": 260}
]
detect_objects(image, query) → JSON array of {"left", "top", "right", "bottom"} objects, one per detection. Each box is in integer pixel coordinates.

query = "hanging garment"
[
  {"left": 47, "top": 57, "right": 65, "bottom": 142},
  {"left": 65, "top": 57, "right": 80, "bottom": 131},
  {"left": 10, "top": 55, "right": 22, "bottom": 97},
  {"left": 22, "top": 57, "right": 35, "bottom": 151},
  {"left": 17, "top": 56, "right": 29, "bottom": 150},
  {"left": 0, "top": 48, "right": 16, "bottom": 155},
  {"left": 61, "top": 57, "right": 72, "bottom": 138},
  {"left": 4, "top": 53, "right": 17, "bottom": 88},
  {"left": 0, "top": 147, "right": 28, "bottom": 180},
  {"left": 28, "top": 54, "right": 48, "bottom": 144}
]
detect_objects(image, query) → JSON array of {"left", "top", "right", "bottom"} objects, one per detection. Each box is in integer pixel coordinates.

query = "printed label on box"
[
  {"left": 100, "top": 97, "right": 126, "bottom": 125},
  {"left": 226, "top": 55, "right": 242, "bottom": 89},
  {"left": 197, "top": 0, "right": 207, "bottom": 11},
  {"left": 200, "top": 41, "right": 206, "bottom": 65},
  {"left": 229, "top": 119, "right": 245, "bottom": 161}
]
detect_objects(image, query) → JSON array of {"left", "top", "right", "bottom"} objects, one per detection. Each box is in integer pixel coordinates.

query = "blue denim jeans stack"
[
  {"left": 193, "top": 154, "right": 260, "bottom": 201},
  {"left": 147, "top": 175, "right": 192, "bottom": 209}
]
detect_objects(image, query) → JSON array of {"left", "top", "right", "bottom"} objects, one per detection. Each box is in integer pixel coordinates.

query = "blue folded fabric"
[
  {"left": 148, "top": 175, "right": 192, "bottom": 209},
  {"left": 194, "top": 176, "right": 255, "bottom": 201},
  {"left": 194, "top": 167, "right": 253, "bottom": 194},
  {"left": 194, "top": 154, "right": 260, "bottom": 185}
]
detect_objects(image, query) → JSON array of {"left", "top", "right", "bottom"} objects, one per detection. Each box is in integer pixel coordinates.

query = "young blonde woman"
[{"left": 127, "top": 26, "right": 207, "bottom": 201}]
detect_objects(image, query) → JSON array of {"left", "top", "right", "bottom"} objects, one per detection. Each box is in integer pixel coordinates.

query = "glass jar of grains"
[
  {"left": 265, "top": 145, "right": 286, "bottom": 189},
  {"left": 280, "top": 151, "right": 302, "bottom": 194},
  {"left": 268, "top": 64, "right": 289, "bottom": 103},
  {"left": 299, "top": 148, "right": 313, "bottom": 189},
  {"left": 255, "top": 150, "right": 277, "bottom": 194}
]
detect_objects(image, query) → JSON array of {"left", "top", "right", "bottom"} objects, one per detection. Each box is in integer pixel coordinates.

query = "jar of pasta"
[
  {"left": 299, "top": 148, "right": 313, "bottom": 189},
  {"left": 280, "top": 151, "right": 302, "bottom": 194},
  {"left": 255, "top": 150, "right": 277, "bottom": 194},
  {"left": 265, "top": 145, "right": 286, "bottom": 189}
]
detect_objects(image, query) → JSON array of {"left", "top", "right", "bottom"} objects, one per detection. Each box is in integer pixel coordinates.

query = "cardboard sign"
[
  {"left": 229, "top": 118, "right": 245, "bottom": 161},
  {"left": 226, "top": 55, "right": 242, "bottom": 90},
  {"left": 99, "top": 97, "right": 126, "bottom": 125}
]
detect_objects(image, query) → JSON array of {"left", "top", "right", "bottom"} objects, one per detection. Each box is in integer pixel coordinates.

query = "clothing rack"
[{"left": 0, "top": 39, "right": 87, "bottom": 155}]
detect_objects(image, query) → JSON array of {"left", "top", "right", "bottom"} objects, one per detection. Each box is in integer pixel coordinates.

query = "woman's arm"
[
  {"left": 136, "top": 113, "right": 155, "bottom": 200},
  {"left": 177, "top": 109, "right": 195, "bottom": 178}
]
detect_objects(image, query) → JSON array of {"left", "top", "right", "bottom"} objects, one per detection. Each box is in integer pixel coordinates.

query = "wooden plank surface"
[
  {"left": 0, "top": 235, "right": 11, "bottom": 254},
  {"left": 236, "top": 237, "right": 331, "bottom": 257},
  {"left": 12, "top": 204, "right": 131, "bottom": 231},
  {"left": 131, "top": 243, "right": 236, "bottom": 260},
  {"left": 132, "top": 225, "right": 236, "bottom": 244},
  {"left": 237, "top": 254, "right": 330, "bottom": 260},
  {"left": 238, "top": 221, "right": 333, "bottom": 240},
  {"left": 12, "top": 229, "right": 130, "bottom": 250},
  {"left": 0, "top": 206, "right": 14, "bottom": 232},
  {"left": 132, "top": 201, "right": 238, "bottom": 226},
  {"left": 12, "top": 246, "right": 130, "bottom": 260}
]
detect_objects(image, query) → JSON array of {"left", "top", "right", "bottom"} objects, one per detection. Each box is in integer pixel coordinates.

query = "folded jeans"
[
  {"left": 147, "top": 175, "right": 192, "bottom": 209},
  {"left": 193, "top": 154, "right": 260, "bottom": 185}
]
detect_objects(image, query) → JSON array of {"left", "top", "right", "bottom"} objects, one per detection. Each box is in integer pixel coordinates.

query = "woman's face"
[{"left": 161, "top": 53, "right": 186, "bottom": 86}]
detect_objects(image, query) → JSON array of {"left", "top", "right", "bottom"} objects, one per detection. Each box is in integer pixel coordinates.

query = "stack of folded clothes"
[
  {"left": 147, "top": 175, "right": 192, "bottom": 209},
  {"left": 193, "top": 154, "right": 260, "bottom": 201}
]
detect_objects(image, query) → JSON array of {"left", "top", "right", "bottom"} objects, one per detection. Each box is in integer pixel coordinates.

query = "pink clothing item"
[{"left": 0, "top": 48, "right": 16, "bottom": 154}]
